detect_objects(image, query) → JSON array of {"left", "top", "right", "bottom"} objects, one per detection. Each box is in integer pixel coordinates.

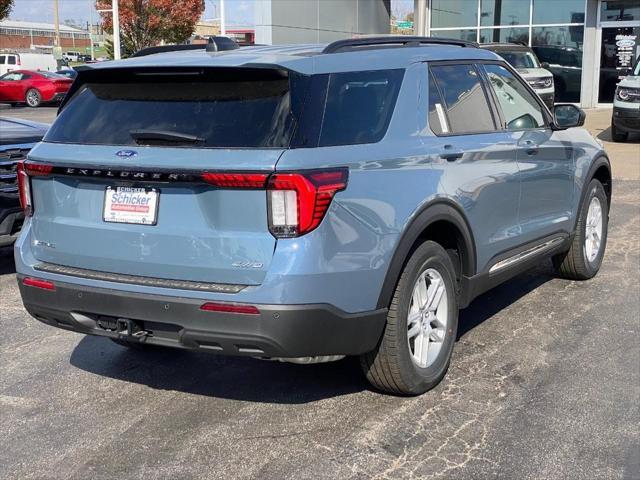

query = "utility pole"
[
  {"left": 53, "top": 0, "right": 60, "bottom": 47},
  {"left": 89, "top": 4, "right": 95, "bottom": 60},
  {"left": 112, "top": 0, "right": 121, "bottom": 59},
  {"left": 220, "top": 0, "right": 226, "bottom": 35}
]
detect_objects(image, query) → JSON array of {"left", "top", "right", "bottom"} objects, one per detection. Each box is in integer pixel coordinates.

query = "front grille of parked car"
[
  {"left": 0, "top": 148, "right": 30, "bottom": 194},
  {"left": 527, "top": 77, "right": 553, "bottom": 89}
]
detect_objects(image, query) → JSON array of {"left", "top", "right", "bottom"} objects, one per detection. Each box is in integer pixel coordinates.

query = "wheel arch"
[
  {"left": 376, "top": 199, "right": 477, "bottom": 310},
  {"left": 576, "top": 155, "right": 612, "bottom": 231}
]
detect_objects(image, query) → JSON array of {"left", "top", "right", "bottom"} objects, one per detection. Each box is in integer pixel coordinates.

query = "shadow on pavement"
[
  {"left": 70, "top": 336, "right": 369, "bottom": 403},
  {"left": 68, "top": 263, "right": 556, "bottom": 403},
  {"left": 597, "top": 126, "right": 640, "bottom": 143},
  {"left": 458, "top": 264, "right": 554, "bottom": 339}
]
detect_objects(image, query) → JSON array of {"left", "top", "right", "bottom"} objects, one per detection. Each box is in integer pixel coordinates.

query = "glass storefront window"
[
  {"left": 431, "top": 29, "right": 479, "bottom": 42},
  {"left": 600, "top": 0, "right": 640, "bottom": 22},
  {"left": 531, "top": 26, "right": 584, "bottom": 103},
  {"left": 532, "top": 0, "right": 585, "bottom": 25},
  {"left": 431, "top": 0, "right": 479, "bottom": 28},
  {"left": 480, "top": 0, "right": 529, "bottom": 26},
  {"left": 598, "top": 26, "right": 640, "bottom": 103},
  {"left": 479, "top": 27, "right": 529, "bottom": 44}
]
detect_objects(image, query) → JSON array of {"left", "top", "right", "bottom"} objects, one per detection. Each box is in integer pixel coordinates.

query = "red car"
[{"left": 0, "top": 70, "right": 72, "bottom": 108}]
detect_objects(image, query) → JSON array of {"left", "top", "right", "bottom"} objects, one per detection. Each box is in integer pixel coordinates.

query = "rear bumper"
[
  {"left": 18, "top": 276, "right": 387, "bottom": 357},
  {"left": 612, "top": 107, "right": 640, "bottom": 133}
]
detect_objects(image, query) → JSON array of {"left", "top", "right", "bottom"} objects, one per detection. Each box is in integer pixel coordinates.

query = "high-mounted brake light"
[
  {"left": 17, "top": 162, "right": 53, "bottom": 217},
  {"left": 200, "top": 302, "right": 260, "bottom": 315},
  {"left": 201, "top": 172, "right": 268, "bottom": 189},
  {"left": 267, "top": 168, "right": 348, "bottom": 238},
  {"left": 22, "top": 277, "right": 56, "bottom": 291}
]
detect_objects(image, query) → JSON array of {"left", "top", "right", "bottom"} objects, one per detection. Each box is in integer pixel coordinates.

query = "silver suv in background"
[
  {"left": 481, "top": 43, "right": 555, "bottom": 109},
  {"left": 612, "top": 56, "right": 640, "bottom": 142}
]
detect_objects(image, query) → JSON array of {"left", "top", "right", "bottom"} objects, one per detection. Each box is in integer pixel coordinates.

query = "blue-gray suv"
[{"left": 15, "top": 37, "right": 611, "bottom": 395}]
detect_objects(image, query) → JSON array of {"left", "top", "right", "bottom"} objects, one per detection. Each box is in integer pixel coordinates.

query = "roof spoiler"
[{"left": 131, "top": 36, "right": 240, "bottom": 58}]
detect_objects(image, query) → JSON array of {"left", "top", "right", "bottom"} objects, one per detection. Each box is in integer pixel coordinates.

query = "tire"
[
  {"left": 611, "top": 120, "right": 628, "bottom": 142},
  {"left": 25, "top": 89, "right": 42, "bottom": 108},
  {"left": 554, "top": 179, "right": 608, "bottom": 280},
  {"left": 360, "top": 241, "right": 459, "bottom": 395}
]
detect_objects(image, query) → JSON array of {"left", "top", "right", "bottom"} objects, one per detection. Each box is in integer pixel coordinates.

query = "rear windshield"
[
  {"left": 46, "top": 70, "right": 294, "bottom": 148},
  {"left": 45, "top": 68, "right": 404, "bottom": 149},
  {"left": 497, "top": 50, "right": 539, "bottom": 69}
]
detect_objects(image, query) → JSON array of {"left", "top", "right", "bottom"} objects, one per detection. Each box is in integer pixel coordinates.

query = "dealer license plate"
[{"left": 103, "top": 186, "right": 159, "bottom": 225}]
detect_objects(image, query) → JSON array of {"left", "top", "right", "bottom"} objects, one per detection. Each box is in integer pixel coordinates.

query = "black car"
[{"left": 0, "top": 117, "right": 48, "bottom": 247}]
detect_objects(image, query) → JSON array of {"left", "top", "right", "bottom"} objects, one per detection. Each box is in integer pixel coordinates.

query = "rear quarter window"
[{"left": 318, "top": 69, "right": 404, "bottom": 147}]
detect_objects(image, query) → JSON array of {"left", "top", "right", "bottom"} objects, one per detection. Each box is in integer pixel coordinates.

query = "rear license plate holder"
[{"left": 103, "top": 186, "right": 159, "bottom": 225}]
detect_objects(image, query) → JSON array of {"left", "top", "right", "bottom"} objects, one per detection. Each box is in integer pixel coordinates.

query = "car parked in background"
[
  {"left": 0, "top": 52, "right": 57, "bottom": 76},
  {"left": 612, "top": 56, "right": 640, "bottom": 142},
  {"left": 55, "top": 68, "right": 78, "bottom": 80},
  {"left": 0, "top": 70, "right": 72, "bottom": 107},
  {"left": 481, "top": 43, "right": 555, "bottom": 109},
  {"left": 531, "top": 45, "right": 583, "bottom": 103},
  {"left": 0, "top": 117, "right": 48, "bottom": 247},
  {"left": 15, "top": 37, "right": 611, "bottom": 395}
]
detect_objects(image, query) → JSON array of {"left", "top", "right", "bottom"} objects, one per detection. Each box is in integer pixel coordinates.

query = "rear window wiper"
[{"left": 130, "top": 129, "right": 205, "bottom": 145}]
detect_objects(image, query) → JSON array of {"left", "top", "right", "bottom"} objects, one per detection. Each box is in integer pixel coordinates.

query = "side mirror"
[
  {"left": 540, "top": 61, "right": 550, "bottom": 69},
  {"left": 553, "top": 104, "right": 585, "bottom": 129}
]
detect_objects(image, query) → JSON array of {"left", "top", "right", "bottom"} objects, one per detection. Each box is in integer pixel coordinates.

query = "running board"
[{"left": 488, "top": 237, "right": 565, "bottom": 274}]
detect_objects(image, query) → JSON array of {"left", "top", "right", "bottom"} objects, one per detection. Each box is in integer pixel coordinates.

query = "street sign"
[{"left": 397, "top": 21, "right": 414, "bottom": 29}]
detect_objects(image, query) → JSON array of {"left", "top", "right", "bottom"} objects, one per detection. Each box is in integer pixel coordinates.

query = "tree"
[
  {"left": 96, "top": 0, "right": 204, "bottom": 53},
  {"left": 0, "top": 0, "right": 14, "bottom": 21},
  {"left": 104, "top": 36, "right": 136, "bottom": 59}
]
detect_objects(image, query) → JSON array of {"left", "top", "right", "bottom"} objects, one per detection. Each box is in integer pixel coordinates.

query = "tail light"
[
  {"left": 267, "top": 169, "right": 348, "bottom": 238},
  {"left": 17, "top": 161, "right": 53, "bottom": 216}
]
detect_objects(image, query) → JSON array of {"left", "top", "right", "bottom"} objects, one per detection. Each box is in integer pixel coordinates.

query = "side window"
[
  {"left": 483, "top": 64, "right": 546, "bottom": 130},
  {"left": 319, "top": 69, "right": 404, "bottom": 147},
  {"left": 429, "top": 64, "right": 496, "bottom": 134},
  {"left": 7, "top": 56, "right": 16, "bottom": 65},
  {"left": 0, "top": 56, "right": 5, "bottom": 65},
  {"left": 427, "top": 72, "right": 448, "bottom": 135}
]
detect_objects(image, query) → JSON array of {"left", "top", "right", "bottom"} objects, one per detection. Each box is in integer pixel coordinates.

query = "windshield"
[
  {"left": 38, "top": 71, "right": 68, "bottom": 79},
  {"left": 498, "top": 51, "right": 540, "bottom": 69}
]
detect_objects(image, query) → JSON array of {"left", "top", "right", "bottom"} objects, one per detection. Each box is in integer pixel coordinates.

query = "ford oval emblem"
[
  {"left": 115, "top": 150, "right": 138, "bottom": 158},
  {"left": 616, "top": 39, "right": 635, "bottom": 48}
]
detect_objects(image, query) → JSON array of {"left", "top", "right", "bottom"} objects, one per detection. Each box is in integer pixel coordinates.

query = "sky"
[{"left": 8, "top": 0, "right": 414, "bottom": 28}]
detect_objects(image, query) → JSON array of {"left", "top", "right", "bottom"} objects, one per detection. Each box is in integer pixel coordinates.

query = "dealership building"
[
  {"left": 411, "top": 0, "right": 639, "bottom": 108},
  {"left": 256, "top": 0, "right": 638, "bottom": 109}
]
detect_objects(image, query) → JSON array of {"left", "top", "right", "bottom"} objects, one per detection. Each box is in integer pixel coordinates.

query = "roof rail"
[
  {"left": 131, "top": 36, "right": 239, "bottom": 58},
  {"left": 322, "top": 36, "right": 478, "bottom": 54}
]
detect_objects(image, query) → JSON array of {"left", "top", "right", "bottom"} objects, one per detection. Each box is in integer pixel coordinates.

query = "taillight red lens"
[
  {"left": 23, "top": 277, "right": 56, "bottom": 291},
  {"left": 17, "top": 162, "right": 53, "bottom": 217},
  {"left": 267, "top": 168, "right": 348, "bottom": 238},
  {"left": 200, "top": 302, "right": 260, "bottom": 315},
  {"left": 202, "top": 172, "right": 268, "bottom": 189}
]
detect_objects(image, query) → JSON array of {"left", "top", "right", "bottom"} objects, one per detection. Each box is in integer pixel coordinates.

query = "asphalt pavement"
[{"left": 0, "top": 106, "right": 639, "bottom": 479}]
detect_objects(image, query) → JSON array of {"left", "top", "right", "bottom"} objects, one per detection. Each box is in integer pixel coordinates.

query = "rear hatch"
[{"left": 27, "top": 67, "right": 298, "bottom": 286}]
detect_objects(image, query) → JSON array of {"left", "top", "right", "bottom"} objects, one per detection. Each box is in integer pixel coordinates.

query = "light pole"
[
  {"left": 220, "top": 0, "right": 226, "bottom": 35},
  {"left": 112, "top": 0, "right": 121, "bottom": 59},
  {"left": 97, "top": 0, "right": 121, "bottom": 59}
]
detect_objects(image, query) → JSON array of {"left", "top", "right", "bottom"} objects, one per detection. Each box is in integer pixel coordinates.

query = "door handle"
[
  {"left": 521, "top": 139, "right": 538, "bottom": 156},
  {"left": 439, "top": 145, "right": 464, "bottom": 161}
]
